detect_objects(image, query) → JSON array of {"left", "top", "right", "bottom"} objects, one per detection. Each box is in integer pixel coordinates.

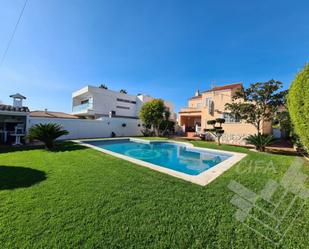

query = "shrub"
[
  {"left": 245, "top": 134, "right": 275, "bottom": 152},
  {"left": 287, "top": 63, "right": 309, "bottom": 151},
  {"left": 99, "top": 84, "right": 108, "bottom": 89},
  {"left": 204, "top": 119, "right": 225, "bottom": 145},
  {"left": 141, "top": 125, "right": 154, "bottom": 137},
  {"left": 28, "top": 123, "right": 69, "bottom": 150}
]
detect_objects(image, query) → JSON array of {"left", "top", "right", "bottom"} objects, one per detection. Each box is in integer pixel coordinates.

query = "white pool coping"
[{"left": 73, "top": 138, "right": 247, "bottom": 186}]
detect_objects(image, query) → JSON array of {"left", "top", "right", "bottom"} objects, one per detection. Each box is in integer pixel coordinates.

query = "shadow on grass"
[
  {"left": 0, "top": 145, "right": 44, "bottom": 154},
  {"left": 0, "top": 166, "right": 47, "bottom": 190},
  {"left": 0, "top": 141, "right": 86, "bottom": 154},
  {"left": 52, "top": 141, "right": 87, "bottom": 152}
]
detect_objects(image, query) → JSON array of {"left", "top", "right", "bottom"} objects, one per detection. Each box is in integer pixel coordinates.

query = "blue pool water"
[{"left": 85, "top": 139, "right": 232, "bottom": 176}]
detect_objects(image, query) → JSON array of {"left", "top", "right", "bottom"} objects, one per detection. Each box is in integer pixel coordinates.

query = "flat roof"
[{"left": 0, "top": 104, "right": 29, "bottom": 113}]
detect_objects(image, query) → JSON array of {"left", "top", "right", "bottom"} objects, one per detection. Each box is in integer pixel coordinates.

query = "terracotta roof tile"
[
  {"left": 205, "top": 83, "right": 243, "bottom": 92},
  {"left": 189, "top": 95, "right": 202, "bottom": 100},
  {"left": 30, "top": 111, "right": 79, "bottom": 119},
  {"left": 189, "top": 83, "right": 243, "bottom": 99}
]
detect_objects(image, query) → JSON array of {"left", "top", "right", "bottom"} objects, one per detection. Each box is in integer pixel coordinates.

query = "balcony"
[
  {"left": 72, "top": 102, "right": 93, "bottom": 113},
  {"left": 179, "top": 107, "right": 202, "bottom": 114}
]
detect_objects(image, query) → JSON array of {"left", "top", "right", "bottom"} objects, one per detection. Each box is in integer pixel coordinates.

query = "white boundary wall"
[{"left": 28, "top": 117, "right": 143, "bottom": 140}]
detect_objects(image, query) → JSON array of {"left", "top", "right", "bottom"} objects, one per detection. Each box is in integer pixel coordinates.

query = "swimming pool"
[{"left": 77, "top": 138, "right": 246, "bottom": 186}]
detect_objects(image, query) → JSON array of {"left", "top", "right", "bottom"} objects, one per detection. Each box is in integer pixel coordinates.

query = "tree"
[
  {"left": 225, "top": 80, "right": 287, "bottom": 134},
  {"left": 120, "top": 89, "right": 127, "bottom": 94},
  {"left": 139, "top": 99, "right": 170, "bottom": 136},
  {"left": 159, "top": 120, "right": 175, "bottom": 136},
  {"left": 287, "top": 63, "right": 309, "bottom": 150},
  {"left": 140, "top": 124, "right": 154, "bottom": 137},
  {"left": 28, "top": 123, "right": 69, "bottom": 150},
  {"left": 204, "top": 118, "right": 225, "bottom": 145},
  {"left": 99, "top": 84, "right": 108, "bottom": 89}
]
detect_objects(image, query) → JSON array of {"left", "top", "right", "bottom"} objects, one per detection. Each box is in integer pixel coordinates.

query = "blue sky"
[{"left": 0, "top": 0, "right": 308, "bottom": 113}]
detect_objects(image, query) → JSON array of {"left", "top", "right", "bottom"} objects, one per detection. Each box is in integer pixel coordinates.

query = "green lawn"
[{"left": 0, "top": 140, "right": 309, "bottom": 248}]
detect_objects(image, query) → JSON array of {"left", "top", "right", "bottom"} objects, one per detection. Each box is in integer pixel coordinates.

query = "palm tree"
[
  {"left": 119, "top": 89, "right": 127, "bottom": 94},
  {"left": 28, "top": 123, "right": 69, "bottom": 150},
  {"left": 245, "top": 134, "right": 275, "bottom": 152}
]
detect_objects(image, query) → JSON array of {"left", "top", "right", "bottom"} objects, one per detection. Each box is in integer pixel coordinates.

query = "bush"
[
  {"left": 205, "top": 119, "right": 225, "bottom": 145},
  {"left": 245, "top": 134, "right": 275, "bottom": 152},
  {"left": 287, "top": 63, "right": 309, "bottom": 151},
  {"left": 28, "top": 123, "right": 69, "bottom": 150}
]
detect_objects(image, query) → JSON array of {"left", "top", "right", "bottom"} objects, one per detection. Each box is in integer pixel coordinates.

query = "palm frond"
[
  {"left": 245, "top": 134, "right": 275, "bottom": 152},
  {"left": 28, "top": 123, "right": 69, "bottom": 150}
]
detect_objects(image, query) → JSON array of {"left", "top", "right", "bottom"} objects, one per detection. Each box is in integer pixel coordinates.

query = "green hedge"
[{"left": 287, "top": 63, "right": 309, "bottom": 150}]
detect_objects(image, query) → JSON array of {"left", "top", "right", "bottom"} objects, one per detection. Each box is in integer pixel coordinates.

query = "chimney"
[
  {"left": 195, "top": 90, "right": 200, "bottom": 97},
  {"left": 9, "top": 93, "right": 26, "bottom": 108}
]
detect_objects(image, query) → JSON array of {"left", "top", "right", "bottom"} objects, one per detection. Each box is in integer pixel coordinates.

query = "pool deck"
[{"left": 73, "top": 138, "right": 247, "bottom": 186}]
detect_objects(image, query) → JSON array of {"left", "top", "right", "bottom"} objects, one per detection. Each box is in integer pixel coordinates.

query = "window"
[
  {"left": 81, "top": 99, "right": 89, "bottom": 104},
  {"left": 196, "top": 103, "right": 202, "bottom": 108},
  {"left": 205, "top": 97, "right": 212, "bottom": 107},
  {"left": 116, "top": 106, "right": 130, "bottom": 110},
  {"left": 205, "top": 98, "right": 214, "bottom": 115},
  {"left": 222, "top": 112, "right": 240, "bottom": 123},
  {"left": 117, "top": 98, "right": 136, "bottom": 104},
  {"left": 110, "top": 111, "right": 116, "bottom": 117}
]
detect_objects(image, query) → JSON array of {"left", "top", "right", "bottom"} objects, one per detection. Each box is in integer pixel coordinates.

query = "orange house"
[{"left": 178, "top": 83, "right": 272, "bottom": 145}]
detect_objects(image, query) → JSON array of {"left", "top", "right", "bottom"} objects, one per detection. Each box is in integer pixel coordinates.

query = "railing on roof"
[
  {"left": 179, "top": 107, "right": 202, "bottom": 113},
  {"left": 72, "top": 102, "right": 93, "bottom": 113}
]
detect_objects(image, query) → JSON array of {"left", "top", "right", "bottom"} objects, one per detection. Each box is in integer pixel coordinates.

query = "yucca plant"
[
  {"left": 28, "top": 123, "right": 69, "bottom": 150},
  {"left": 245, "top": 134, "right": 275, "bottom": 152}
]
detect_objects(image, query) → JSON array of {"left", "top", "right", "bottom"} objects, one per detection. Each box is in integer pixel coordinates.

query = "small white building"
[
  {"left": 72, "top": 86, "right": 175, "bottom": 120},
  {"left": 0, "top": 93, "right": 29, "bottom": 145}
]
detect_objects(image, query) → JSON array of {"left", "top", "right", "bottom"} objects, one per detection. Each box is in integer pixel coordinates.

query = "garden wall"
[{"left": 27, "top": 117, "right": 143, "bottom": 140}]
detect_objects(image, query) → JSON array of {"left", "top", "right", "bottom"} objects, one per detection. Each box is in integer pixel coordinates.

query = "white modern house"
[
  {"left": 72, "top": 86, "right": 175, "bottom": 120},
  {"left": 1, "top": 86, "right": 177, "bottom": 145}
]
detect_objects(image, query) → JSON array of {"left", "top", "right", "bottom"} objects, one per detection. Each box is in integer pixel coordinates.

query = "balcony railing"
[
  {"left": 72, "top": 102, "right": 93, "bottom": 113},
  {"left": 179, "top": 107, "right": 202, "bottom": 113}
]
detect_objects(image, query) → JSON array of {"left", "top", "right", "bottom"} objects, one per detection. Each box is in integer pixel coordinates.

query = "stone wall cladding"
[{"left": 220, "top": 133, "right": 249, "bottom": 145}]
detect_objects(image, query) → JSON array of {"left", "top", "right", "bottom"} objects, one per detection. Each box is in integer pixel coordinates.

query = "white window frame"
[
  {"left": 222, "top": 112, "right": 241, "bottom": 123},
  {"left": 205, "top": 97, "right": 212, "bottom": 107}
]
